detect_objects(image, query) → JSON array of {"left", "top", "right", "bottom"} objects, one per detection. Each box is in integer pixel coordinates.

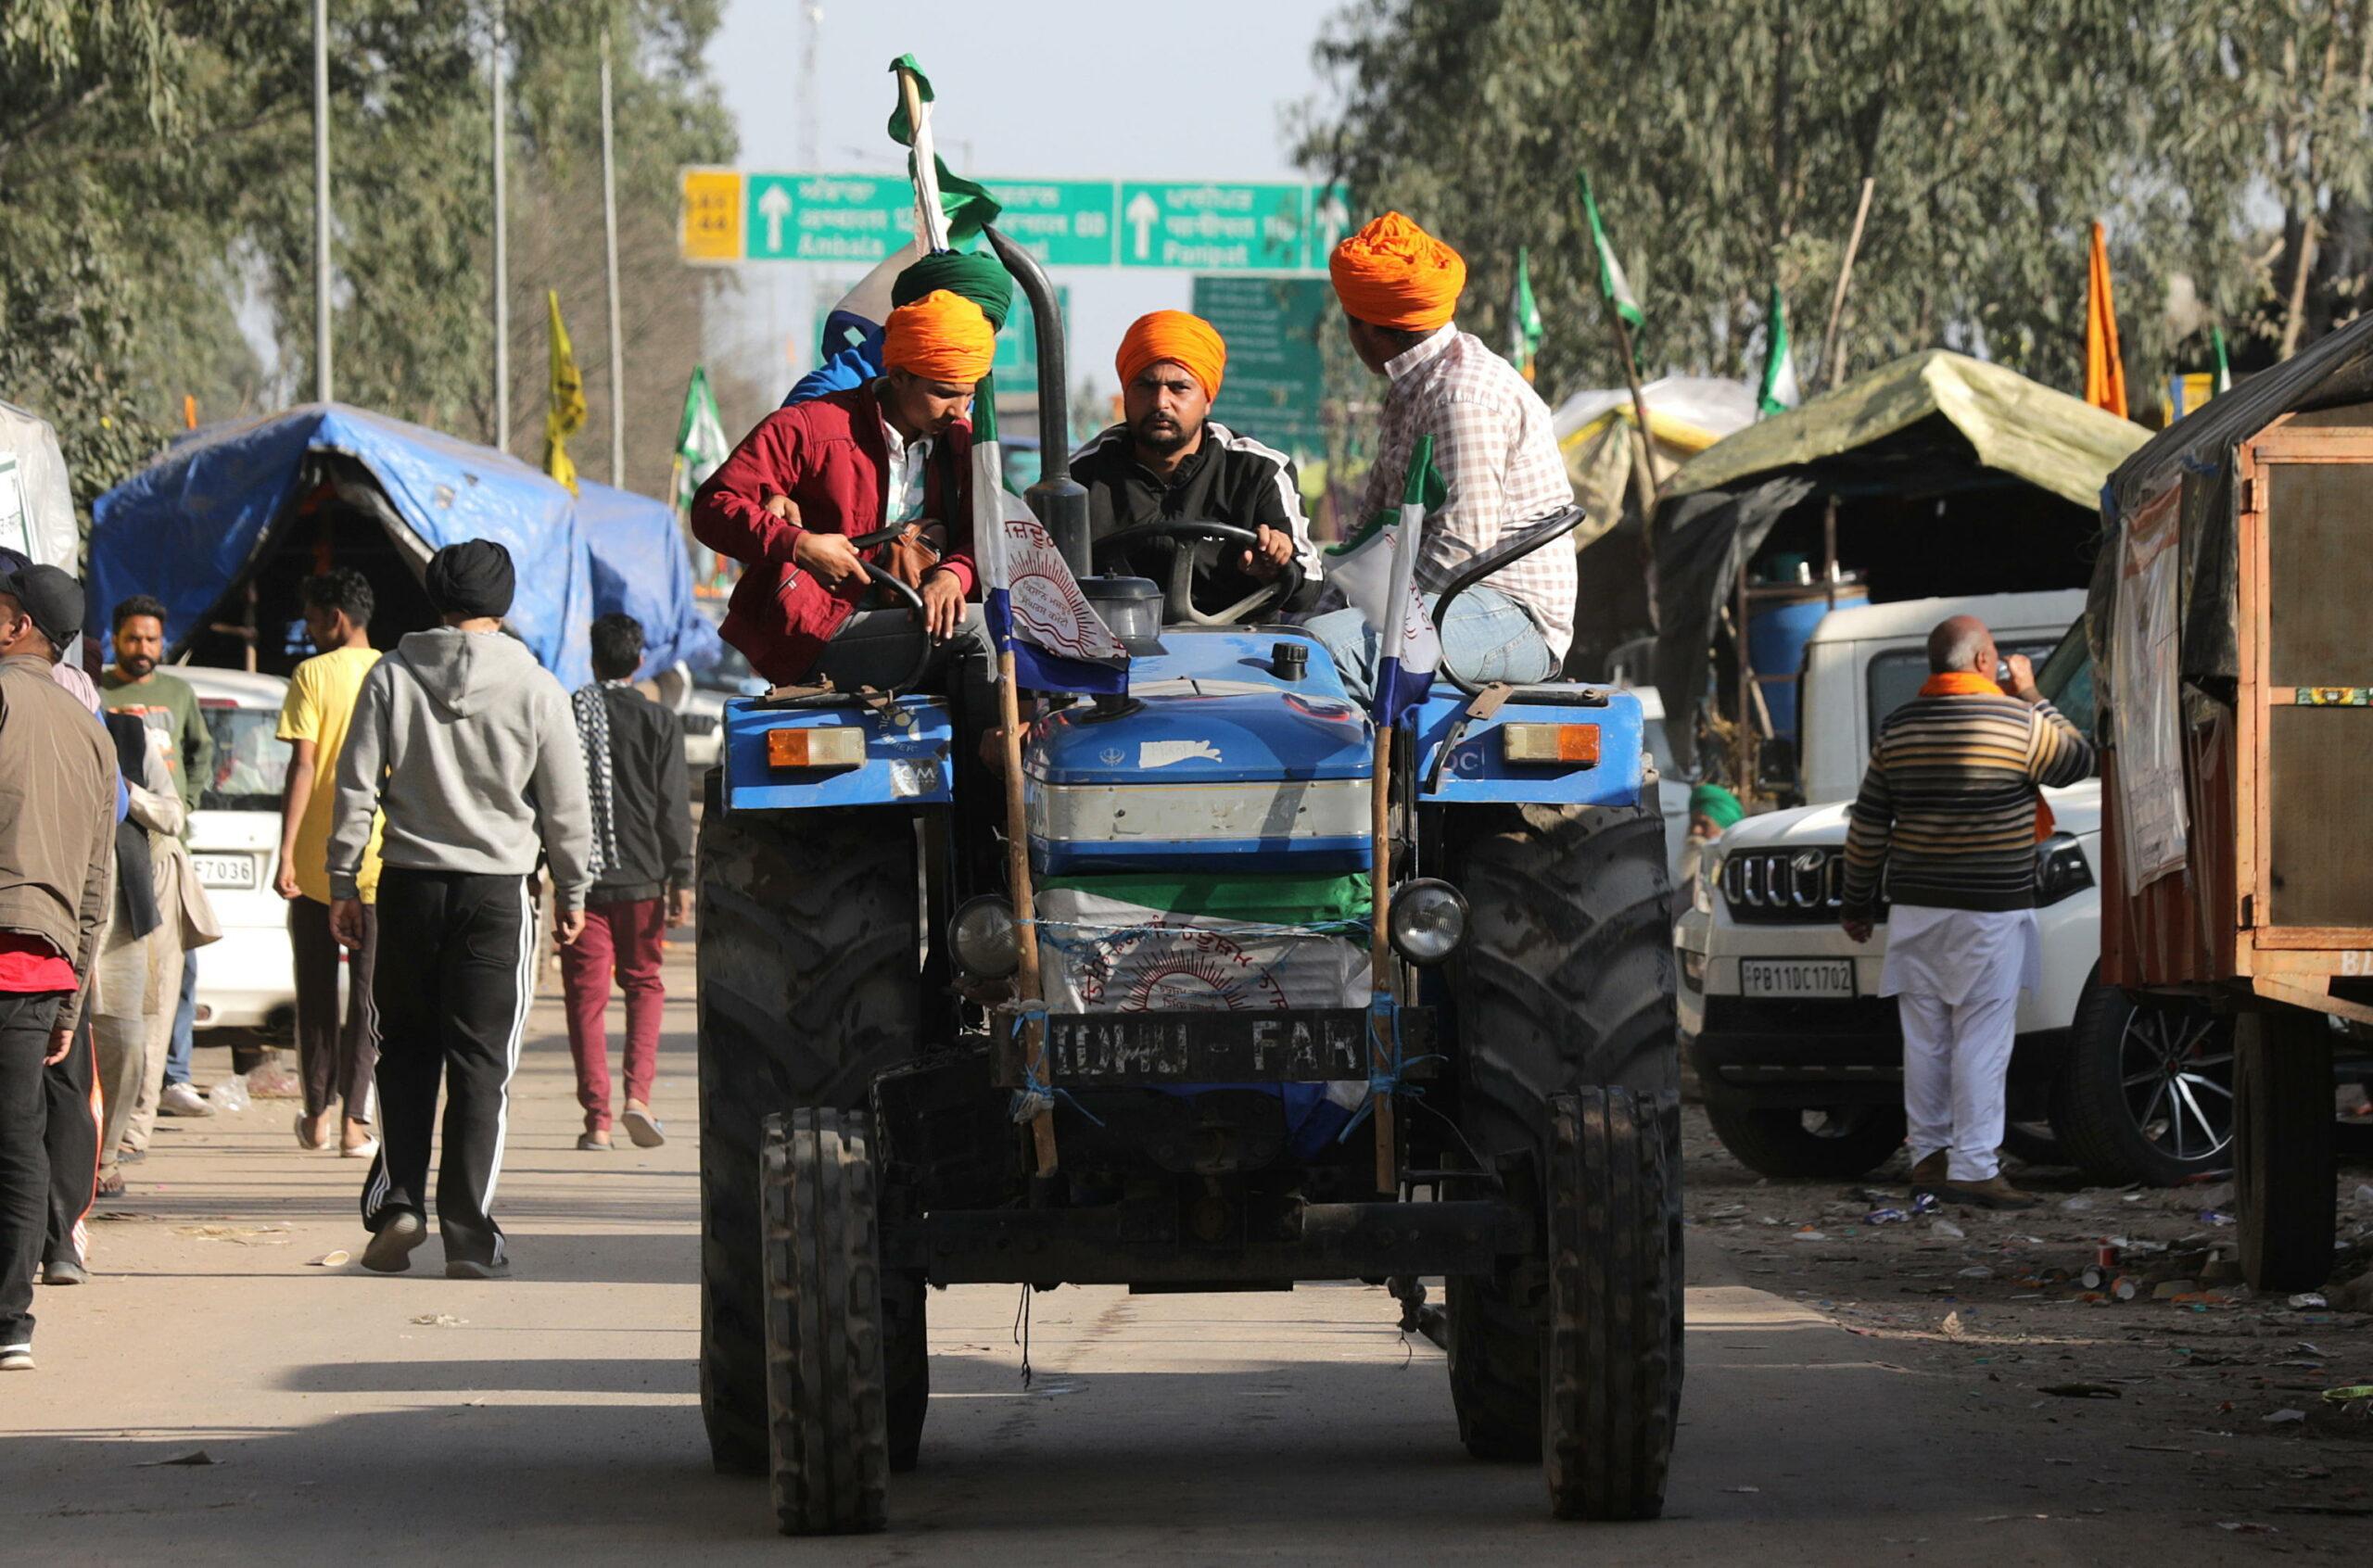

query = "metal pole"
[
  {"left": 491, "top": 1, "right": 511, "bottom": 454},
  {"left": 312, "top": 0, "right": 332, "bottom": 403},
  {"left": 601, "top": 25, "right": 625, "bottom": 487}
]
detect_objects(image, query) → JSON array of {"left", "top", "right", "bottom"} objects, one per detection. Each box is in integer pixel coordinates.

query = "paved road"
[{"left": 0, "top": 957, "right": 2298, "bottom": 1562}]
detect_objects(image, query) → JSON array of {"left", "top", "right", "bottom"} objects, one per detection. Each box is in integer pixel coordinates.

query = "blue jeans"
[
  {"left": 1303, "top": 586, "right": 1555, "bottom": 709},
  {"left": 165, "top": 953, "right": 197, "bottom": 1088}
]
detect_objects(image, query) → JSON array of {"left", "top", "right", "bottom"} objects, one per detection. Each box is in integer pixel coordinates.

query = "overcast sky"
[{"left": 700, "top": 0, "right": 1340, "bottom": 427}]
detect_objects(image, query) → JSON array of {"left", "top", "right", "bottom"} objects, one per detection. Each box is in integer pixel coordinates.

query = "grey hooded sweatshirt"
[{"left": 327, "top": 628, "right": 594, "bottom": 910}]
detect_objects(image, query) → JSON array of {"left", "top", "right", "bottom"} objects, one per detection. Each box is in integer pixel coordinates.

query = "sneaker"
[
  {"left": 40, "top": 1257, "right": 88, "bottom": 1286},
  {"left": 1939, "top": 1175, "right": 2039, "bottom": 1210},
  {"left": 1, "top": 1347, "right": 32, "bottom": 1372},
  {"left": 159, "top": 1082, "right": 213, "bottom": 1118},
  {"left": 621, "top": 1106, "right": 666, "bottom": 1148},
  {"left": 341, "top": 1137, "right": 379, "bottom": 1160},
  {"left": 445, "top": 1257, "right": 512, "bottom": 1281},
  {"left": 361, "top": 1210, "right": 428, "bottom": 1273}
]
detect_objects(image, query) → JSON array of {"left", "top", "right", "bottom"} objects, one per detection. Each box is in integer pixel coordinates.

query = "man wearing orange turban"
[
  {"left": 1308, "top": 212, "right": 1579, "bottom": 706},
  {"left": 1069, "top": 310, "right": 1318, "bottom": 619},
  {"left": 692, "top": 281, "right": 996, "bottom": 697}
]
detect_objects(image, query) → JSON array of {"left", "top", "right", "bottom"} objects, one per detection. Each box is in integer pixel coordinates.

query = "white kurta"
[{"left": 1882, "top": 904, "right": 2039, "bottom": 1183}]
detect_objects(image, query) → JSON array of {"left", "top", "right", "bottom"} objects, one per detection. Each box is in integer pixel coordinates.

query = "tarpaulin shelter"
[
  {"left": 577, "top": 480, "right": 725, "bottom": 680},
  {"left": 1553, "top": 377, "right": 1758, "bottom": 677},
  {"left": 90, "top": 403, "right": 593, "bottom": 687},
  {"left": 2090, "top": 311, "right": 2373, "bottom": 989},
  {"left": 1651, "top": 349, "right": 2147, "bottom": 780}
]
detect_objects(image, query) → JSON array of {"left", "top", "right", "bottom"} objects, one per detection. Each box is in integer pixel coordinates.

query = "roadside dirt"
[{"left": 1682, "top": 1105, "right": 2373, "bottom": 1551}]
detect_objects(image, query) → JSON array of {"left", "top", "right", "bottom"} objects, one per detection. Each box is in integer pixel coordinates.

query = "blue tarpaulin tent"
[
  {"left": 90, "top": 403, "right": 595, "bottom": 687},
  {"left": 577, "top": 480, "right": 724, "bottom": 679}
]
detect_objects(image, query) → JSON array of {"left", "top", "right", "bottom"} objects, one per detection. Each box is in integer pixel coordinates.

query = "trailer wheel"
[
  {"left": 1543, "top": 1088, "right": 1679, "bottom": 1522},
  {"left": 2237, "top": 1005, "right": 2336, "bottom": 1293},
  {"left": 1443, "top": 803, "right": 1680, "bottom": 1463},
  {"left": 762, "top": 1109, "right": 891, "bottom": 1535},
  {"left": 696, "top": 788, "right": 920, "bottom": 1477}
]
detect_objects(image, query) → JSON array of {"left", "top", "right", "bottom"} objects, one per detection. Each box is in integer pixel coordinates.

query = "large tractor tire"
[
  {"left": 2236, "top": 1005, "right": 2336, "bottom": 1293},
  {"left": 1699, "top": 1095, "right": 1906, "bottom": 1180},
  {"left": 1543, "top": 1088, "right": 1680, "bottom": 1521},
  {"left": 696, "top": 790, "right": 920, "bottom": 1477},
  {"left": 1442, "top": 802, "right": 1680, "bottom": 1464},
  {"left": 762, "top": 1109, "right": 891, "bottom": 1535}
]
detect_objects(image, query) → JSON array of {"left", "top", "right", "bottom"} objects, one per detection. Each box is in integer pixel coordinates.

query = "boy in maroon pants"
[{"left": 560, "top": 615, "right": 692, "bottom": 1150}]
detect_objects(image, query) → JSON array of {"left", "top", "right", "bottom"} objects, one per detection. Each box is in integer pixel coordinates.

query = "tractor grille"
[{"left": 1720, "top": 847, "right": 1883, "bottom": 924}]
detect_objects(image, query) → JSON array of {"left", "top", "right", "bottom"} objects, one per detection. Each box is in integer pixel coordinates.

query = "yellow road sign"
[{"left": 679, "top": 169, "right": 743, "bottom": 265}]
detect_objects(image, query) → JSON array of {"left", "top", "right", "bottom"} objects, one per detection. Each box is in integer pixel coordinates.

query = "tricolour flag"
[
  {"left": 2084, "top": 219, "right": 2128, "bottom": 419},
  {"left": 1322, "top": 436, "right": 1447, "bottom": 727},
  {"left": 1508, "top": 247, "right": 1543, "bottom": 382},
  {"left": 543, "top": 290, "right": 588, "bottom": 494},
  {"left": 886, "top": 54, "right": 1002, "bottom": 251},
  {"left": 972, "top": 379, "right": 1129, "bottom": 695},
  {"left": 2212, "top": 323, "right": 2233, "bottom": 395},
  {"left": 1578, "top": 171, "right": 1643, "bottom": 332},
  {"left": 1758, "top": 282, "right": 1800, "bottom": 418},
  {"left": 669, "top": 366, "right": 729, "bottom": 519}
]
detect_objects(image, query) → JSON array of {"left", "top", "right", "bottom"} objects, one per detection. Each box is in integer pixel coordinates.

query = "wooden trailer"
[{"left": 2095, "top": 315, "right": 2373, "bottom": 1290}]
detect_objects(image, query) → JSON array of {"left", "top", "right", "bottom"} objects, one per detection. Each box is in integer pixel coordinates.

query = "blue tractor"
[{"left": 694, "top": 232, "right": 1681, "bottom": 1533}]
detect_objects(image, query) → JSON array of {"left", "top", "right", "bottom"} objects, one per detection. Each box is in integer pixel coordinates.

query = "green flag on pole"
[
  {"left": 2211, "top": 324, "right": 2232, "bottom": 395},
  {"left": 670, "top": 366, "right": 728, "bottom": 520},
  {"left": 1577, "top": 171, "right": 1643, "bottom": 332},
  {"left": 1508, "top": 247, "right": 1544, "bottom": 382},
  {"left": 887, "top": 54, "right": 1002, "bottom": 247},
  {"left": 1758, "top": 283, "right": 1800, "bottom": 418}
]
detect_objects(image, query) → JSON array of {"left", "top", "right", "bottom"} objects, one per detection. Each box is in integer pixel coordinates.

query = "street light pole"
[
  {"left": 491, "top": 1, "right": 511, "bottom": 454},
  {"left": 601, "top": 25, "right": 624, "bottom": 487},
  {"left": 312, "top": 0, "right": 332, "bottom": 404}
]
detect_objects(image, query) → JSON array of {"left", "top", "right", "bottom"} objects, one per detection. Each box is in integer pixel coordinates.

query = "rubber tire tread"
[
  {"left": 882, "top": 1271, "right": 929, "bottom": 1473},
  {"left": 1443, "top": 803, "right": 1678, "bottom": 1465},
  {"left": 2236, "top": 1007, "right": 2336, "bottom": 1293},
  {"left": 696, "top": 796, "right": 919, "bottom": 1478},
  {"left": 763, "top": 1108, "right": 891, "bottom": 1535},
  {"left": 2050, "top": 976, "right": 2229, "bottom": 1186},
  {"left": 1543, "top": 1088, "right": 1678, "bottom": 1522},
  {"left": 1699, "top": 1094, "right": 1907, "bottom": 1180}
]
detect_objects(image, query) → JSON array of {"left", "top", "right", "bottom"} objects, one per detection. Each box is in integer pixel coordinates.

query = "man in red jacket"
[{"left": 692, "top": 289, "right": 997, "bottom": 694}]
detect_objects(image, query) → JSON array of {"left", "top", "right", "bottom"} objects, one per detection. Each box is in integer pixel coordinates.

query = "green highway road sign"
[
  {"left": 1192, "top": 274, "right": 1331, "bottom": 457},
  {"left": 690, "top": 169, "right": 1350, "bottom": 270}
]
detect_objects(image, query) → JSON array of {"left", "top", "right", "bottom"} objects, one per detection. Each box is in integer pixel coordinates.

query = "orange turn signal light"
[
  {"left": 766, "top": 726, "right": 867, "bottom": 769},
  {"left": 1501, "top": 722, "right": 1601, "bottom": 766}
]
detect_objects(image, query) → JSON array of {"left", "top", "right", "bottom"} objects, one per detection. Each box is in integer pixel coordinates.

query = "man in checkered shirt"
[{"left": 1304, "top": 211, "right": 1577, "bottom": 703}]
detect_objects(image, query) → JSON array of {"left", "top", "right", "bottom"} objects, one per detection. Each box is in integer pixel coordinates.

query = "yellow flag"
[
  {"left": 2084, "top": 221, "right": 2127, "bottom": 421},
  {"left": 543, "top": 289, "right": 589, "bottom": 493}
]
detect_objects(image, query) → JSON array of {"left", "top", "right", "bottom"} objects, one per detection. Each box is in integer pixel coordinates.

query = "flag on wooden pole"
[
  {"left": 887, "top": 54, "right": 1002, "bottom": 250},
  {"left": 1758, "top": 282, "right": 1800, "bottom": 418},
  {"left": 1507, "top": 247, "right": 1543, "bottom": 382},
  {"left": 2084, "top": 220, "right": 2127, "bottom": 419},
  {"left": 669, "top": 366, "right": 728, "bottom": 519},
  {"left": 1323, "top": 436, "right": 1448, "bottom": 727},
  {"left": 1578, "top": 172, "right": 1643, "bottom": 332},
  {"left": 543, "top": 289, "right": 588, "bottom": 494},
  {"left": 973, "top": 381, "right": 1130, "bottom": 695}
]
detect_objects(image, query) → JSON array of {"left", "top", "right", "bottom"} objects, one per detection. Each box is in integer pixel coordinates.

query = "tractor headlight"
[
  {"left": 1388, "top": 879, "right": 1469, "bottom": 966},
  {"left": 950, "top": 895, "right": 1020, "bottom": 978},
  {"left": 2035, "top": 832, "right": 2094, "bottom": 906}
]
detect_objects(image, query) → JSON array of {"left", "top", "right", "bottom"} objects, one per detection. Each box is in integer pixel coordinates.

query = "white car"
[
  {"left": 1672, "top": 626, "right": 2237, "bottom": 1186},
  {"left": 179, "top": 666, "right": 304, "bottom": 1041}
]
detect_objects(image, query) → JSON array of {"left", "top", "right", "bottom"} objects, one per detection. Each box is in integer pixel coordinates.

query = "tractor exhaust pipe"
[{"left": 983, "top": 224, "right": 1091, "bottom": 577}]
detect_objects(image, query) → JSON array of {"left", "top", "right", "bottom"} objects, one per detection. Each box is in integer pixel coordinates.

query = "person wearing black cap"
[
  {"left": 0, "top": 563, "right": 120, "bottom": 1371},
  {"left": 327, "top": 539, "right": 592, "bottom": 1281}
]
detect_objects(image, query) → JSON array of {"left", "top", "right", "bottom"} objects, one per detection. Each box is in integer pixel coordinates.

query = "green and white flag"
[
  {"left": 1578, "top": 171, "right": 1643, "bottom": 331},
  {"left": 1758, "top": 282, "right": 1800, "bottom": 417},
  {"left": 2212, "top": 324, "right": 2232, "bottom": 395},
  {"left": 1508, "top": 246, "right": 1544, "bottom": 381},
  {"left": 886, "top": 54, "right": 1002, "bottom": 249},
  {"left": 670, "top": 366, "right": 728, "bottom": 519}
]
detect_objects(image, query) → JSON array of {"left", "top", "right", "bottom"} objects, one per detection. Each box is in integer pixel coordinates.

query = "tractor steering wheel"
[{"left": 1090, "top": 519, "right": 1304, "bottom": 627}]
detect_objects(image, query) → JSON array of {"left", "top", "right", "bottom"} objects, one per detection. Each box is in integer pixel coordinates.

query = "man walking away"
[
  {"left": 275, "top": 569, "right": 383, "bottom": 1159},
  {"left": 1839, "top": 615, "right": 2096, "bottom": 1210},
  {"left": 0, "top": 565, "right": 120, "bottom": 1371},
  {"left": 100, "top": 595, "right": 212, "bottom": 1121},
  {"left": 330, "top": 541, "right": 592, "bottom": 1279},
  {"left": 562, "top": 614, "right": 692, "bottom": 1152}
]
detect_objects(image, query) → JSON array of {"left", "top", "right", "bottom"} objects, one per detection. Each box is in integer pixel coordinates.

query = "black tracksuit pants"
[
  {"left": 42, "top": 1009, "right": 98, "bottom": 1270},
  {"left": 360, "top": 869, "right": 534, "bottom": 1269},
  {"left": 1, "top": 990, "right": 69, "bottom": 1350}
]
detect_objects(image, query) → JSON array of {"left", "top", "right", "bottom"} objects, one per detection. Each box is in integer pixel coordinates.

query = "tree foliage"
[{"left": 1296, "top": 0, "right": 2373, "bottom": 407}]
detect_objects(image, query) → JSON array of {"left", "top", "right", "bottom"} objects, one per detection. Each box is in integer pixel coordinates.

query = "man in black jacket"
[
  {"left": 1070, "top": 310, "right": 1320, "bottom": 618},
  {"left": 560, "top": 614, "right": 692, "bottom": 1151}
]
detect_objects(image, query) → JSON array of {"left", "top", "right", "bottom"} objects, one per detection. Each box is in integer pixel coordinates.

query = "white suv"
[{"left": 1673, "top": 626, "right": 2236, "bottom": 1185}]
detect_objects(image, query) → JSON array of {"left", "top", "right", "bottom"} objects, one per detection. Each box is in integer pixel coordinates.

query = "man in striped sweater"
[{"left": 1840, "top": 615, "right": 2096, "bottom": 1209}]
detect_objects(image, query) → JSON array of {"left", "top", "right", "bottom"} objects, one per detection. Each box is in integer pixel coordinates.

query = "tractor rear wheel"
[
  {"left": 696, "top": 787, "right": 920, "bottom": 1477},
  {"left": 2236, "top": 1005, "right": 2336, "bottom": 1293},
  {"left": 1442, "top": 802, "right": 1680, "bottom": 1464},
  {"left": 762, "top": 1109, "right": 891, "bottom": 1535}
]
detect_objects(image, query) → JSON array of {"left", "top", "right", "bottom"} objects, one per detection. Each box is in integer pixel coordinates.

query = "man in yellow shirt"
[{"left": 274, "top": 570, "right": 383, "bottom": 1158}]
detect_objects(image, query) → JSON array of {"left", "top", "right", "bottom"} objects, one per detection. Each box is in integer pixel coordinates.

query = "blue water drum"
[{"left": 1747, "top": 583, "right": 1869, "bottom": 740}]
